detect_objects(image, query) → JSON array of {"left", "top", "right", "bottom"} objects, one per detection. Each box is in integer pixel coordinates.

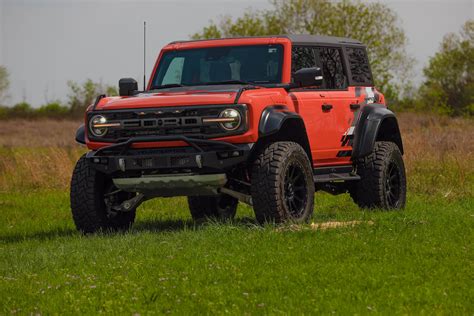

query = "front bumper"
[{"left": 87, "top": 135, "right": 253, "bottom": 175}]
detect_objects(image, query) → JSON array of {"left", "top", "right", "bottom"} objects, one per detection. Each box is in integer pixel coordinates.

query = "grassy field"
[{"left": 0, "top": 114, "right": 473, "bottom": 314}]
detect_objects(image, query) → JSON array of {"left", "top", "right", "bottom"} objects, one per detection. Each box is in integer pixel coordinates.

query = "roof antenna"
[{"left": 143, "top": 21, "right": 147, "bottom": 91}]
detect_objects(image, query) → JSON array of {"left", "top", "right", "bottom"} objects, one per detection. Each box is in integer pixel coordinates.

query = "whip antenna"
[{"left": 143, "top": 21, "right": 146, "bottom": 91}]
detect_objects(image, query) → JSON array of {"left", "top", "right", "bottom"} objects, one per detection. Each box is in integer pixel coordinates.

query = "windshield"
[{"left": 151, "top": 44, "right": 283, "bottom": 89}]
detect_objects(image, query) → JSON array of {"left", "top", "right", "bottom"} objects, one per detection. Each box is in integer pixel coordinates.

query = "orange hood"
[{"left": 94, "top": 89, "right": 238, "bottom": 110}]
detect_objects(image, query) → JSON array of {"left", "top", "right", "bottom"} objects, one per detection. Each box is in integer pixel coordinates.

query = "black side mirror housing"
[
  {"left": 119, "top": 78, "right": 138, "bottom": 96},
  {"left": 293, "top": 67, "right": 323, "bottom": 88}
]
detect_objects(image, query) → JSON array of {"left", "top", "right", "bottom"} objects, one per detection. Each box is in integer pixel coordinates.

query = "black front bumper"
[{"left": 87, "top": 136, "right": 253, "bottom": 175}]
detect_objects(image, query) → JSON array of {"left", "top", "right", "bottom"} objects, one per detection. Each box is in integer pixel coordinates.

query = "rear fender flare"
[{"left": 352, "top": 104, "right": 404, "bottom": 158}]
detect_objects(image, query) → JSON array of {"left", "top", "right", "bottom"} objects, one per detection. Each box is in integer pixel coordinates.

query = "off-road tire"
[
  {"left": 70, "top": 155, "right": 136, "bottom": 234},
  {"left": 350, "top": 141, "right": 406, "bottom": 209},
  {"left": 251, "top": 141, "right": 315, "bottom": 224},
  {"left": 188, "top": 195, "right": 238, "bottom": 221}
]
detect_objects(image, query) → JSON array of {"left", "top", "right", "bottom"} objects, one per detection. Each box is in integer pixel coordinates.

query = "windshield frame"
[{"left": 149, "top": 44, "right": 285, "bottom": 90}]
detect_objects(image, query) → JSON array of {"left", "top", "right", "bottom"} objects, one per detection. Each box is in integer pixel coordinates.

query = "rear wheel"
[
  {"left": 187, "top": 194, "right": 238, "bottom": 221},
  {"left": 350, "top": 141, "right": 406, "bottom": 209},
  {"left": 251, "top": 141, "right": 315, "bottom": 224},
  {"left": 70, "top": 155, "right": 136, "bottom": 234}
]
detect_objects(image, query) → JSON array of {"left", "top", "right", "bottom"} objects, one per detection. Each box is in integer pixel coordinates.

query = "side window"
[
  {"left": 291, "top": 47, "right": 316, "bottom": 73},
  {"left": 315, "top": 47, "right": 347, "bottom": 89},
  {"left": 346, "top": 47, "right": 373, "bottom": 85},
  {"left": 161, "top": 57, "right": 184, "bottom": 85},
  {"left": 291, "top": 46, "right": 347, "bottom": 89}
]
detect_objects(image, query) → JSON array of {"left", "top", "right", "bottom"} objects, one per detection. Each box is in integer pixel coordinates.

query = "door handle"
[
  {"left": 350, "top": 103, "right": 360, "bottom": 110},
  {"left": 322, "top": 104, "right": 333, "bottom": 111}
]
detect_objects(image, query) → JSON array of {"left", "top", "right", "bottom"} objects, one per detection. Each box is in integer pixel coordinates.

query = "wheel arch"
[
  {"left": 75, "top": 124, "right": 86, "bottom": 145},
  {"left": 352, "top": 104, "right": 404, "bottom": 158},
  {"left": 253, "top": 105, "right": 312, "bottom": 161}
]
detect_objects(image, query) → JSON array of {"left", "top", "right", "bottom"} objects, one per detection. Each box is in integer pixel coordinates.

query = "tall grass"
[{"left": 0, "top": 113, "right": 472, "bottom": 198}]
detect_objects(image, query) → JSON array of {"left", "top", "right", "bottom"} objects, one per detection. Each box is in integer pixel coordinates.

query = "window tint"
[
  {"left": 346, "top": 47, "right": 373, "bottom": 85},
  {"left": 316, "top": 47, "right": 347, "bottom": 89},
  {"left": 291, "top": 47, "right": 315, "bottom": 73},
  {"left": 291, "top": 46, "right": 347, "bottom": 89}
]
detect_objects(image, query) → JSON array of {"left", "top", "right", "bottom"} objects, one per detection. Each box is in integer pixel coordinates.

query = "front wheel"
[
  {"left": 251, "top": 141, "right": 315, "bottom": 224},
  {"left": 350, "top": 141, "right": 406, "bottom": 209},
  {"left": 70, "top": 155, "right": 136, "bottom": 234}
]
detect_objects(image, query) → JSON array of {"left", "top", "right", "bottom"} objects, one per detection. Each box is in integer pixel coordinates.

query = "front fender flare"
[
  {"left": 75, "top": 124, "right": 86, "bottom": 145},
  {"left": 258, "top": 105, "right": 302, "bottom": 137}
]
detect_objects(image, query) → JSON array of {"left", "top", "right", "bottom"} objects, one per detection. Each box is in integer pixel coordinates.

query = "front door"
[{"left": 291, "top": 45, "right": 355, "bottom": 167}]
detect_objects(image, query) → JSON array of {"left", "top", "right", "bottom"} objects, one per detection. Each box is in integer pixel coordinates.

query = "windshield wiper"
[
  {"left": 152, "top": 83, "right": 185, "bottom": 90},
  {"left": 202, "top": 80, "right": 253, "bottom": 86}
]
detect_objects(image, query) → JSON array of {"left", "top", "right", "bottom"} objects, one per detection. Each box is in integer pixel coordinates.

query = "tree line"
[
  {"left": 0, "top": 77, "right": 117, "bottom": 119},
  {"left": 0, "top": 0, "right": 472, "bottom": 118}
]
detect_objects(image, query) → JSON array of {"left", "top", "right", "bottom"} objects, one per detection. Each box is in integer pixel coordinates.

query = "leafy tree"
[
  {"left": 0, "top": 66, "right": 9, "bottom": 104},
  {"left": 192, "top": 0, "right": 413, "bottom": 101},
  {"left": 67, "top": 79, "right": 117, "bottom": 117},
  {"left": 419, "top": 20, "right": 473, "bottom": 116}
]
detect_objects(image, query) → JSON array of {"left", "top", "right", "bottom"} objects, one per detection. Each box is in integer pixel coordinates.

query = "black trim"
[
  {"left": 234, "top": 86, "right": 257, "bottom": 104},
  {"left": 87, "top": 142, "right": 253, "bottom": 175},
  {"left": 93, "top": 135, "right": 239, "bottom": 156},
  {"left": 169, "top": 35, "right": 363, "bottom": 47},
  {"left": 75, "top": 124, "right": 85, "bottom": 144},
  {"left": 352, "top": 104, "right": 404, "bottom": 158},
  {"left": 313, "top": 165, "right": 353, "bottom": 175},
  {"left": 92, "top": 94, "right": 106, "bottom": 111},
  {"left": 258, "top": 105, "right": 302, "bottom": 137}
]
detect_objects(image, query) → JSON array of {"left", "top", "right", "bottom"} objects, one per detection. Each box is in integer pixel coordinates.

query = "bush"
[
  {"left": 9, "top": 102, "right": 34, "bottom": 118},
  {"left": 36, "top": 102, "right": 70, "bottom": 118}
]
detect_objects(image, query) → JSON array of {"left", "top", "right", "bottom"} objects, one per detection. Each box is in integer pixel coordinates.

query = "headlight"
[
  {"left": 218, "top": 108, "right": 242, "bottom": 131},
  {"left": 89, "top": 115, "right": 108, "bottom": 137}
]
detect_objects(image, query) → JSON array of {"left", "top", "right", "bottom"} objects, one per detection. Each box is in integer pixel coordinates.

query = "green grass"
[{"left": 0, "top": 191, "right": 472, "bottom": 314}]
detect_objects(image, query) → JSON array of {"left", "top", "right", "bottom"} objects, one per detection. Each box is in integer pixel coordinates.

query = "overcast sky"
[{"left": 0, "top": 0, "right": 472, "bottom": 106}]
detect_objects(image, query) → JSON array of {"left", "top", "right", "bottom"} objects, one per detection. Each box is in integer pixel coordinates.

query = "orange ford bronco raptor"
[{"left": 71, "top": 35, "right": 406, "bottom": 233}]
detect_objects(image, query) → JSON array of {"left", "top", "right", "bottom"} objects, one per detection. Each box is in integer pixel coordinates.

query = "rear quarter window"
[{"left": 346, "top": 47, "right": 373, "bottom": 85}]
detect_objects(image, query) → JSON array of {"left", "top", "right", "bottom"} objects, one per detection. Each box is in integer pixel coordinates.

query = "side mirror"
[
  {"left": 119, "top": 78, "right": 138, "bottom": 96},
  {"left": 293, "top": 67, "right": 323, "bottom": 88}
]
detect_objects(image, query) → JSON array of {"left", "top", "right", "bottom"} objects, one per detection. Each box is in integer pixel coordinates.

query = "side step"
[
  {"left": 314, "top": 173, "right": 360, "bottom": 183},
  {"left": 313, "top": 165, "right": 360, "bottom": 183}
]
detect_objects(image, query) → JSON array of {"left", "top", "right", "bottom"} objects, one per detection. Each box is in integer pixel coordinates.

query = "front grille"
[{"left": 87, "top": 104, "right": 247, "bottom": 142}]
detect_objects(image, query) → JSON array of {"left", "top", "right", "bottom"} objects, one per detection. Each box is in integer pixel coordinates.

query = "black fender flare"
[
  {"left": 75, "top": 124, "right": 86, "bottom": 145},
  {"left": 259, "top": 105, "right": 303, "bottom": 137},
  {"left": 352, "top": 104, "right": 404, "bottom": 158},
  {"left": 257, "top": 105, "right": 312, "bottom": 160}
]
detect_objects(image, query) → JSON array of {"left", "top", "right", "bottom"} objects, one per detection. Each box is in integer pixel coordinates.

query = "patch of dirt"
[{"left": 277, "top": 220, "right": 374, "bottom": 232}]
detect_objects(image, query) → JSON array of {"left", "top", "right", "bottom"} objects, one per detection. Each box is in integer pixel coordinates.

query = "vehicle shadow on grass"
[
  {"left": 0, "top": 217, "right": 260, "bottom": 244},
  {"left": 132, "top": 216, "right": 259, "bottom": 233}
]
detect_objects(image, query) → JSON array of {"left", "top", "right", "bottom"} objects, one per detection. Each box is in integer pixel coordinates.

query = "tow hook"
[
  {"left": 113, "top": 193, "right": 146, "bottom": 212},
  {"left": 195, "top": 154, "right": 203, "bottom": 168},
  {"left": 118, "top": 158, "right": 126, "bottom": 172}
]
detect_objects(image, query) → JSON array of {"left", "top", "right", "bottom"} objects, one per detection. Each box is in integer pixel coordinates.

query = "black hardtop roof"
[
  {"left": 169, "top": 34, "right": 364, "bottom": 47},
  {"left": 286, "top": 34, "right": 363, "bottom": 46}
]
